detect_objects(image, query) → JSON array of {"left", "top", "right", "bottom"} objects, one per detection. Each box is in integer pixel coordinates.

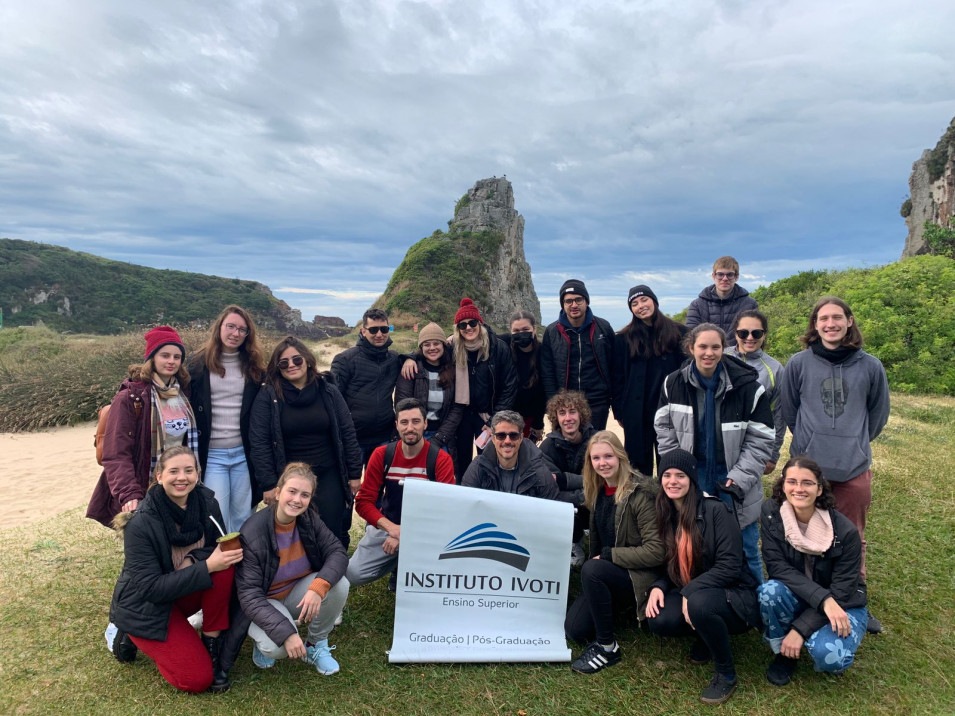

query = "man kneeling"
[{"left": 346, "top": 398, "right": 456, "bottom": 587}]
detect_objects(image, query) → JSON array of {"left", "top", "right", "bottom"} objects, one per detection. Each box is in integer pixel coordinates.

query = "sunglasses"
[
  {"left": 366, "top": 325, "right": 390, "bottom": 335},
  {"left": 735, "top": 329, "right": 765, "bottom": 340},
  {"left": 492, "top": 431, "right": 521, "bottom": 442},
  {"left": 277, "top": 355, "right": 305, "bottom": 370},
  {"left": 457, "top": 319, "right": 480, "bottom": 330}
]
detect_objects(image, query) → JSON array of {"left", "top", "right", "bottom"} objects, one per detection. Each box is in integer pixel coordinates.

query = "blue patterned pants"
[{"left": 757, "top": 579, "right": 867, "bottom": 674}]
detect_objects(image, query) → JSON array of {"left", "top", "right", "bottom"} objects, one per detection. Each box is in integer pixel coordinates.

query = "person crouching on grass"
[
  {"left": 109, "top": 446, "right": 241, "bottom": 693},
  {"left": 230, "top": 462, "right": 350, "bottom": 675}
]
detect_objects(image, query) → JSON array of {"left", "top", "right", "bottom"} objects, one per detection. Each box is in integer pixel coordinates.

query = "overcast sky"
[{"left": 2, "top": 0, "right": 954, "bottom": 329}]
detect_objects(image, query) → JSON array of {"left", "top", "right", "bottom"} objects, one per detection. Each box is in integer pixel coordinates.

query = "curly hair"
[{"left": 545, "top": 390, "right": 592, "bottom": 432}]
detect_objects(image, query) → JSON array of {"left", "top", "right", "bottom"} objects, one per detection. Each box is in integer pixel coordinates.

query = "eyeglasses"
[
  {"left": 736, "top": 329, "right": 765, "bottom": 340},
  {"left": 366, "top": 325, "right": 390, "bottom": 335},
  {"left": 714, "top": 272, "right": 737, "bottom": 280},
  {"left": 562, "top": 296, "right": 586, "bottom": 306},
  {"left": 492, "top": 431, "right": 521, "bottom": 442},
  {"left": 277, "top": 355, "right": 305, "bottom": 370},
  {"left": 457, "top": 319, "right": 480, "bottom": 330},
  {"left": 224, "top": 323, "right": 249, "bottom": 336},
  {"left": 784, "top": 479, "right": 819, "bottom": 489}
]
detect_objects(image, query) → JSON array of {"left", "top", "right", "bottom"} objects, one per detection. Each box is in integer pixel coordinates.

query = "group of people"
[{"left": 87, "top": 254, "right": 889, "bottom": 706}]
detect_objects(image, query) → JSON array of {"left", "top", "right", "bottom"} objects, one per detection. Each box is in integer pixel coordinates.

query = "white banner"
[{"left": 388, "top": 479, "right": 574, "bottom": 663}]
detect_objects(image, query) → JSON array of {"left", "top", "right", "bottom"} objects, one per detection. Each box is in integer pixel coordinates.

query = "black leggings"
[
  {"left": 647, "top": 587, "right": 750, "bottom": 675},
  {"left": 565, "top": 558, "right": 635, "bottom": 645}
]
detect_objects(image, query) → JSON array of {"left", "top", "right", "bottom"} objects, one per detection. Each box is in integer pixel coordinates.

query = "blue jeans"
[
  {"left": 717, "top": 492, "right": 764, "bottom": 584},
  {"left": 204, "top": 446, "right": 252, "bottom": 533},
  {"left": 757, "top": 579, "right": 867, "bottom": 674}
]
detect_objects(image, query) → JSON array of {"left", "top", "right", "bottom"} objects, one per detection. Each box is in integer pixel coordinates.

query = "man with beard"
[{"left": 346, "top": 398, "right": 455, "bottom": 588}]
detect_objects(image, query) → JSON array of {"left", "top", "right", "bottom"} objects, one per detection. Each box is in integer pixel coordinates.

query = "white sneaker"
[
  {"left": 187, "top": 610, "right": 204, "bottom": 631},
  {"left": 570, "top": 542, "right": 586, "bottom": 568},
  {"left": 334, "top": 610, "right": 343, "bottom": 627},
  {"left": 105, "top": 622, "right": 118, "bottom": 652}
]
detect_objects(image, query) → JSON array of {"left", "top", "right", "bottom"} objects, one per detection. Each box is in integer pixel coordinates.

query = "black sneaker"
[
  {"left": 766, "top": 654, "right": 798, "bottom": 686},
  {"left": 700, "top": 672, "right": 737, "bottom": 705},
  {"left": 112, "top": 627, "right": 138, "bottom": 663},
  {"left": 866, "top": 614, "right": 883, "bottom": 634},
  {"left": 388, "top": 570, "right": 398, "bottom": 592},
  {"left": 571, "top": 642, "right": 622, "bottom": 674},
  {"left": 688, "top": 637, "right": 711, "bottom": 665}
]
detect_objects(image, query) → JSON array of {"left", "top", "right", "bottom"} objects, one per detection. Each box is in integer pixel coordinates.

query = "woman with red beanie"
[{"left": 88, "top": 325, "right": 198, "bottom": 528}]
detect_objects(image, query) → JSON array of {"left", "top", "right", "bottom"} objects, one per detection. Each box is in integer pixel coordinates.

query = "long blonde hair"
[
  {"left": 452, "top": 323, "right": 490, "bottom": 369},
  {"left": 582, "top": 431, "right": 633, "bottom": 510}
]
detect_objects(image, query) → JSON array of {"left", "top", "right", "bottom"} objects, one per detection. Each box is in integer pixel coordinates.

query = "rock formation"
[
  {"left": 374, "top": 177, "right": 541, "bottom": 331},
  {"left": 902, "top": 117, "right": 955, "bottom": 257}
]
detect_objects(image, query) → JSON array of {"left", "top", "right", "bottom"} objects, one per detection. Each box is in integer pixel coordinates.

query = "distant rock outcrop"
[
  {"left": 902, "top": 117, "right": 955, "bottom": 257},
  {"left": 374, "top": 178, "right": 541, "bottom": 331}
]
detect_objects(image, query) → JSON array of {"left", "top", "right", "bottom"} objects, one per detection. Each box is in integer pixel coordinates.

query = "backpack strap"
[
  {"left": 381, "top": 441, "right": 398, "bottom": 476},
  {"left": 425, "top": 440, "right": 440, "bottom": 481}
]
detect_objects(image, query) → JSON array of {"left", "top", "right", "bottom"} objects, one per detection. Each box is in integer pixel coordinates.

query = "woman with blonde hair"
[
  {"left": 566, "top": 431, "right": 664, "bottom": 674},
  {"left": 188, "top": 305, "right": 266, "bottom": 532}
]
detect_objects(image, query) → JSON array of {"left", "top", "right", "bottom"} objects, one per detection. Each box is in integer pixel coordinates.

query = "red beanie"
[
  {"left": 454, "top": 298, "right": 484, "bottom": 325},
  {"left": 144, "top": 325, "right": 185, "bottom": 360}
]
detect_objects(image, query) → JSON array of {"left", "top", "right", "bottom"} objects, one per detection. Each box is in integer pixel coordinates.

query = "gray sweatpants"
[{"left": 346, "top": 525, "right": 398, "bottom": 587}]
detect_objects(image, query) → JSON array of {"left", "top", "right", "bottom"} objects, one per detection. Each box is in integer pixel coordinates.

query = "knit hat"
[
  {"left": 144, "top": 325, "right": 185, "bottom": 360},
  {"left": 454, "top": 298, "right": 484, "bottom": 325},
  {"left": 418, "top": 322, "right": 447, "bottom": 346},
  {"left": 627, "top": 284, "right": 659, "bottom": 307},
  {"left": 657, "top": 449, "right": 698, "bottom": 483},
  {"left": 559, "top": 279, "right": 589, "bottom": 304}
]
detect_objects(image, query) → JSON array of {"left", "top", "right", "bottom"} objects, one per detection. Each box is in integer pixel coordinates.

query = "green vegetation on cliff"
[
  {"left": 927, "top": 116, "right": 955, "bottom": 183},
  {"left": 375, "top": 229, "right": 505, "bottom": 327},
  {"left": 0, "top": 239, "right": 277, "bottom": 333},
  {"left": 751, "top": 255, "right": 955, "bottom": 394}
]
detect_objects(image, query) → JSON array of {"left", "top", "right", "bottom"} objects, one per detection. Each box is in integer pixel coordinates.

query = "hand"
[
  {"left": 780, "top": 629, "right": 805, "bottom": 659},
  {"left": 724, "top": 478, "right": 735, "bottom": 488},
  {"left": 284, "top": 633, "right": 306, "bottom": 660},
  {"left": 262, "top": 488, "right": 278, "bottom": 506},
  {"left": 382, "top": 536, "right": 400, "bottom": 555},
  {"left": 528, "top": 428, "right": 543, "bottom": 444},
  {"left": 822, "top": 597, "right": 852, "bottom": 638},
  {"left": 400, "top": 358, "right": 418, "bottom": 380},
  {"left": 296, "top": 589, "right": 323, "bottom": 624},
  {"left": 206, "top": 545, "right": 243, "bottom": 572},
  {"left": 121, "top": 499, "right": 140, "bottom": 512},
  {"left": 764, "top": 461, "right": 777, "bottom": 475},
  {"left": 645, "top": 588, "right": 664, "bottom": 619},
  {"left": 348, "top": 479, "right": 361, "bottom": 497},
  {"left": 682, "top": 596, "right": 694, "bottom": 629}
]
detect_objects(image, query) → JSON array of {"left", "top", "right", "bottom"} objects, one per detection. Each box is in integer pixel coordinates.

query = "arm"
[
  {"left": 682, "top": 501, "right": 743, "bottom": 596},
  {"left": 539, "top": 328, "right": 558, "bottom": 400},
  {"left": 329, "top": 351, "right": 352, "bottom": 390},
  {"left": 611, "top": 334, "right": 628, "bottom": 412},
  {"left": 780, "top": 355, "right": 801, "bottom": 432},
  {"left": 725, "top": 386, "right": 774, "bottom": 492},
  {"left": 234, "top": 528, "right": 298, "bottom": 648},
  {"left": 330, "top": 385, "right": 364, "bottom": 482},
  {"left": 393, "top": 373, "right": 415, "bottom": 404},
  {"left": 354, "top": 448, "right": 387, "bottom": 526},
  {"left": 492, "top": 340, "right": 518, "bottom": 413},
  {"left": 768, "top": 362, "right": 785, "bottom": 465},
  {"left": 684, "top": 298, "right": 703, "bottom": 329},
  {"left": 867, "top": 360, "right": 890, "bottom": 441},
  {"left": 308, "top": 513, "right": 350, "bottom": 587},
  {"left": 248, "top": 388, "right": 279, "bottom": 493},
  {"left": 653, "top": 378, "right": 679, "bottom": 455},
  {"left": 435, "top": 451, "right": 456, "bottom": 484},
  {"left": 101, "top": 390, "right": 147, "bottom": 508},
  {"left": 610, "top": 489, "right": 666, "bottom": 570},
  {"left": 434, "top": 402, "right": 465, "bottom": 449},
  {"left": 122, "top": 517, "right": 214, "bottom": 605}
]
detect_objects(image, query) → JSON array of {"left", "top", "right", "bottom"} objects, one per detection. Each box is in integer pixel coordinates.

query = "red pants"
[
  {"left": 129, "top": 566, "right": 233, "bottom": 693},
  {"left": 830, "top": 469, "right": 872, "bottom": 580}
]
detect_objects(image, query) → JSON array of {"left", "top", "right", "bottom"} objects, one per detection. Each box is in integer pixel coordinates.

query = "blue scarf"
[{"left": 692, "top": 361, "right": 723, "bottom": 495}]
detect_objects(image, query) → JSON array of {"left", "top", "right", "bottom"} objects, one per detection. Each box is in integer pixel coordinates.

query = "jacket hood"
[{"left": 558, "top": 307, "right": 594, "bottom": 332}]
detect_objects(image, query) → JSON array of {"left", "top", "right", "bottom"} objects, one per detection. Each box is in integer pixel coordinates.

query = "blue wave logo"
[{"left": 439, "top": 523, "right": 530, "bottom": 571}]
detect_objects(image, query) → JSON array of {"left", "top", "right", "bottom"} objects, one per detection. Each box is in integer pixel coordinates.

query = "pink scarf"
[{"left": 779, "top": 501, "right": 834, "bottom": 556}]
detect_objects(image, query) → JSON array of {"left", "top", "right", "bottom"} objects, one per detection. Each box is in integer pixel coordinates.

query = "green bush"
[
  {"left": 923, "top": 220, "right": 955, "bottom": 259},
  {"left": 900, "top": 197, "right": 913, "bottom": 218}
]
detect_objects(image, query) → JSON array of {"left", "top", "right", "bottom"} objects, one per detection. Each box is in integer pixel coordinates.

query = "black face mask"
[{"left": 512, "top": 331, "right": 534, "bottom": 347}]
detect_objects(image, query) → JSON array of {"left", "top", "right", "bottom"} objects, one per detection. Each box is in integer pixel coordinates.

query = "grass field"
[{"left": 1, "top": 392, "right": 953, "bottom": 715}]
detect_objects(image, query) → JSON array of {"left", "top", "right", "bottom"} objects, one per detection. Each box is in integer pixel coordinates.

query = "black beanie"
[
  {"left": 627, "top": 284, "right": 659, "bottom": 307},
  {"left": 559, "top": 279, "right": 589, "bottom": 304},
  {"left": 657, "top": 449, "right": 698, "bottom": 483}
]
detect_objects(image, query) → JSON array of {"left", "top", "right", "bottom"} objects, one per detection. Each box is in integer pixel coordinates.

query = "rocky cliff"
[
  {"left": 902, "top": 117, "right": 955, "bottom": 257},
  {"left": 374, "top": 177, "right": 541, "bottom": 331}
]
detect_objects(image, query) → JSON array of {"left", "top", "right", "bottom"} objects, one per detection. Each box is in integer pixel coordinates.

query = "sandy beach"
[{"left": 0, "top": 422, "right": 102, "bottom": 528}]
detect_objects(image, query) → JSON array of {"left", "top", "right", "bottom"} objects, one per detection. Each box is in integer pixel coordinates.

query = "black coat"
[
  {"left": 458, "top": 327, "right": 518, "bottom": 415},
  {"left": 461, "top": 440, "right": 559, "bottom": 500},
  {"left": 109, "top": 485, "right": 223, "bottom": 641},
  {"left": 187, "top": 357, "right": 262, "bottom": 504},
  {"left": 248, "top": 377, "right": 363, "bottom": 494},
  {"left": 394, "top": 354, "right": 464, "bottom": 451},
  {"left": 539, "top": 423, "right": 596, "bottom": 493},
  {"left": 499, "top": 334, "right": 547, "bottom": 430},
  {"left": 219, "top": 504, "right": 348, "bottom": 672},
  {"left": 651, "top": 496, "right": 760, "bottom": 628},
  {"left": 760, "top": 499, "right": 867, "bottom": 638},
  {"left": 611, "top": 324, "right": 688, "bottom": 474},
  {"left": 330, "top": 334, "right": 401, "bottom": 444},
  {"left": 540, "top": 312, "right": 615, "bottom": 405}
]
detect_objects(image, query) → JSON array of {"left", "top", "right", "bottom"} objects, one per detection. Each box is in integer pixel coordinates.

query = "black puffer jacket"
[
  {"left": 685, "top": 284, "right": 758, "bottom": 336},
  {"left": 651, "top": 496, "right": 760, "bottom": 628},
  {"left": 187, "top": 357, "right": 262, "bottom": 504},
  {"left": 219, "top": 504, "right": 348, "bottom": 672},
  {"left": 760, "top": 499, "right": 867, "bottom": 639},
  {"left": 461, "top": 440, "right": 559, "bottom": 500},
  {"left": 456, "top": 326, "right": 518, "bottom": 415},
  {"left": 109, "top": 484, "right": 223, "bottom": 641},
  {"left": 539, "top": 423, "right": 596, "bottom": 493},
  {"left": 499, "top": 333, "right": 547, "bottom": 430},
  {"left": 540, "top": 311, "right": 615, "bottom": 404},
  {"left": 248, "top": 376, "right": 363, "bottom": 494},
  {"left": 394, "top": 354, "right": 464, "bottom": 451},
  {"left": 330, "top": 334, "right": 401, "bottom": 444}
]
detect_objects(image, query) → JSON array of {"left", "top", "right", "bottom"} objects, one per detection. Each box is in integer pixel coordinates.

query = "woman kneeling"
[
  {"left": 566, "top": 432, "right": 664, "bottom": 673},
  {"left": 109, "top": 446, "right": 241, "bottom": 693},
  {"left": 236, "top": 462, "right": 350, "bottom": 675},
  {"left": 645, "top": 449, "right": 759, "bottom": 705},
  {"left": 758, "top": 456, "right": 868, "bottom": 685}
]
